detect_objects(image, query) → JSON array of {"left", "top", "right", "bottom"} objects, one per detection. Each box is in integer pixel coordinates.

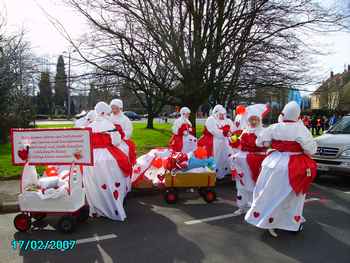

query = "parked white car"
[{"left": 313, "top": 115, "right": 350, "bottom": 175}]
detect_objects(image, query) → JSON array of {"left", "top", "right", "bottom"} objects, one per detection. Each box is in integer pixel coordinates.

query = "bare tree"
[{"left": 64, "top": 0, "right": 347, "bottom": 128}]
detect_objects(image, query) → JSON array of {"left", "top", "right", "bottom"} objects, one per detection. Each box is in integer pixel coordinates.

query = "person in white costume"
[
  {"left": 244, "top": 101, "right": 317, "bottom": 237},
  {"left": 198, "top": 104, "right": 235, "bottom": 179},
  {"left": 232, "top": 104, "right": 268, "bottom": 216},
  {"left": 169, "top": 107, "right": 197, "bottom": 153},
  {"left": 109, "top": 99, "right": 137, "bottom": 166},
  {"left": 84, "top": 102, "right": 132, "bottom": 221}
]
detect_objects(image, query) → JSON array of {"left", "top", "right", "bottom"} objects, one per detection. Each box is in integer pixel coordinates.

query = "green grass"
[{"left": 0, "top": 122, "right": 204, "bottom": 179}]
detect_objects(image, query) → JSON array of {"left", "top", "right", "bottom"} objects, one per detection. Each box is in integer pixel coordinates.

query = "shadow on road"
[{"left": 13, "top": 200, "right": 205, "bottom": 263}]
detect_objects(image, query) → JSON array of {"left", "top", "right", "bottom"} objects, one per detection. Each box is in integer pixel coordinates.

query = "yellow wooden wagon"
[{"left": 163, "top": 171, "right": 216, "bottom": 204}]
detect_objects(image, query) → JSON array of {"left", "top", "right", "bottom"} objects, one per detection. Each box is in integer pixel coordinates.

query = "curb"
[{"left": 0, "top": 200, "right": 19, "bottom": 214}]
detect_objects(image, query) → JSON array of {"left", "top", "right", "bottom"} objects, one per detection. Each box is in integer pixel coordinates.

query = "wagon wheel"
[
  {"left": 203, "top": 189, "right": 216, "bottom": 203},
  {"left": 14, "top": 213, "right": 31, "bottom": 232},
  {"left": 77, "top": 206, "right": 90, "bottom": 223},
  {"left": 164, "top": 188, "right": 178, "bottom": 204},
  {"left": 57, "top": 216, "right": 77, "bottom": 233}
]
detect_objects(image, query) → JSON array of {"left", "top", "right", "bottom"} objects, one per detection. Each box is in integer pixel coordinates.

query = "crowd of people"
[
  {"left": 75, "top": 99, "right": 318, "bottom": 238},
  {"left": 301, "top": 113, "right": 340, "bottom": 135}
]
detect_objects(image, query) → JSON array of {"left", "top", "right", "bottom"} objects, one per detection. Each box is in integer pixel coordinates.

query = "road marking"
[
  {"left": 305, "top": 197, "right": 320, "bottom": 203},
  {"left": 185, "top": 198, "right": 322, "bottom": 225},
  {"left": 185, "top": 213, "right": 240, "bottom": 225},
  {"left": 344, "top": 191, "right": 350, "bottom": 194},
  {"left": 76, "top": 234, "right": 117, "bottom": 244}
]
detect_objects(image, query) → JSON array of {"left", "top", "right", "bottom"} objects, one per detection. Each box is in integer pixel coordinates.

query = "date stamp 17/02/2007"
[{"left": 11, "top": 240, "right": 77, "bottom": 251}]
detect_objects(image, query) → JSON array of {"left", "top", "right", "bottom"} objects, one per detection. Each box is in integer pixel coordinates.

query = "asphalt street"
[{"left": 0, "top": 175, "right": 349, "bottom": 263}]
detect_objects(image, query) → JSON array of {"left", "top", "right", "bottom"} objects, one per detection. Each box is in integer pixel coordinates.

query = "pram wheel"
[
  {"left": 14, "top": 213, "right": 31, "bottom": 232},
  {"left": 203, "top": 188, "right": 216, "bottom": 203},
  {"left": 77, "top": 206, "right": 90, "bottom": 223},
  {"left": 164, "top": 188, "right": 178, "bottom": 204},
  {"left": 57, "top": 216, "right": 76, "bottom": 233}
]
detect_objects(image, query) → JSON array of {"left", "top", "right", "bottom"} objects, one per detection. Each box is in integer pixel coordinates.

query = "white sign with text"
[{"left": 11, "top": 128, "right": 94, "bottom": 166}]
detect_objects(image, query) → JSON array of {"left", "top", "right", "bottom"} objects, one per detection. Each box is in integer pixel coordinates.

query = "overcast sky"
[{"left": 1, "top": 0, "right": 350, "bottom": 92}]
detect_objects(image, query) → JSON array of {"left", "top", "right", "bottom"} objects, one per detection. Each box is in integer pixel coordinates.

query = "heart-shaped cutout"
[
  {"left": 101, "top": 184, "right": 107, "bottom": 190},
  {"left": 236, "top": 195, "right": 242, "bottom": 200},
  {"left": 239, "top": 173, "right": 243, "bottom": 178},
  {"left": 18, "top": 148, "right": 28, "bottom": 161},
  {"left": 113, "top": 190, "right": 119, "bottom": 200},
  {"left": 294, "top": 215, "right": 301, "bottom": 222},
  {"left": 133, "top": 167, "right": 142, "bottom": 174},
  {"left": 253, "top": 212, "right": 260, "bottom": 218},
  {"left": 269, "top": 217, "right": 274, "bottom": 223},
  {"left": 239, "top": 179, "right": 245, "bottom": 186},
  {"left": 115, "top": 182, "right": 120, "bottom": 188}
]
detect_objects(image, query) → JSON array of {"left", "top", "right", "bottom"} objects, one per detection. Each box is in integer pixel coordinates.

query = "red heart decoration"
[
  {"left": 18, "top": 148, "right": 28, "bottom": 161},
  {"left": 269, "top": 217, "right": 274, "bottom": 223},
  {"left": 236, "top": 195, "right": 242, "bottom": 200},
  {"left": 239, "top": 179, "right": 245, "bottom": 186},
  {"left": 294, "top": 215, "right": 301, "bottom": 222},
  {"left": 115, "top": 182, "right": 120, "bottom": 188},
  {"left": 235, "top": 121, "right": 240, "bottom": 128},
  {"left": 113, "top": 190, "right": 119, "bottom": 200},
  {"left": 253, "top": 212, "right": 260, "bottom": 218},
  {"left": 157, "top": 174, "right": 165, "bottom": 181},
  {"left": 239, "top": 173, "right": 243, "bottom": 178},
  {"left": 101, "top": 184, "right": 107, "bottom": 190},
  {"left": 74, "top": 152, "right": 82, "bottom": 160}
]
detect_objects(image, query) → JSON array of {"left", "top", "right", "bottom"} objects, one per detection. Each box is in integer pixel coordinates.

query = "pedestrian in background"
[{"left": 311, "top": 115, "right": 317, "bottom": 135}]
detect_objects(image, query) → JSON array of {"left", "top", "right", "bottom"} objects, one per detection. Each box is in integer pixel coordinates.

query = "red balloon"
[
  {"left": 235, "top": 105, "right": 246, "bottom": 115},
  {"left": 45, "top": 166, "right": 58, "bottom": 177},
  {"left": 151, "top": 157, "right": 163, "bottom": 169},
  {"left": 194, "top": 147, "right": 208, "bottom": 159}
]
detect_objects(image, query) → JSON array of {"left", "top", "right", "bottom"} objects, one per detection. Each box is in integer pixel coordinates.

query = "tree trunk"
[{"left": 147, "top": 113, "right": 154, "bottom": 129}]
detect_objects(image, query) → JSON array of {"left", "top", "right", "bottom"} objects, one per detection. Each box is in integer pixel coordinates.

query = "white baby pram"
[{"left": 13, "top": 156, "right": 89, "bottom": 233}]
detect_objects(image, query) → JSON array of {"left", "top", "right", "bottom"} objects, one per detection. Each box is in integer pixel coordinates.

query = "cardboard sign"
[{"left": 11, "top": 128, "right": 94, "bottom": 166}]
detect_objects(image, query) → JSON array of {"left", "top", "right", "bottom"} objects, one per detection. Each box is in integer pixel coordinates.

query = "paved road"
[{"left": 0, "top": 175, "right": 349, "bottom": 263}]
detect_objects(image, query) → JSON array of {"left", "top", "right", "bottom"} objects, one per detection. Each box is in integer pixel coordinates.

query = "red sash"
[
  {"left": 197, "top": 127, "right": 214, "bottom": 157},
  {"left": 240, "top": 133, "right": 267, "bottom": 182},
  {"left": 114, "top": 124, "right": 137, "bottom": 165},
  {"left": 271, "top": 140, "right": 317, "bottom": 195},
  {"left": 92, "top": 133, "right": 132, "bottom": 177}
]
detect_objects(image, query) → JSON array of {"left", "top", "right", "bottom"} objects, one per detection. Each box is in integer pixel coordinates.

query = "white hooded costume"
[
  {"left": 169, "top": 107, "right": 197, "bottom": 153},
  {"left": 245, "top": 101, "right": 317, "bottom": 231},
  {"left": 84, "top": 102, "right": 131, "bottom": 221},
  {"left": 109, "top": 99, "right": 137, "bottom": 166},
  {"left": 232, "top": 104, "right": 268, "bottom": 211},
  {"left": 198, "top": 105, "right": 235, "bottom": 179}
]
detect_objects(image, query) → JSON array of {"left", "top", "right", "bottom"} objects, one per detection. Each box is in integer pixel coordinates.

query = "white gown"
[
  {"left": 84, "top": 117, "right": 129, "bottom": 221},
  {"left": 205, "top": 116, "right": 235, "bottom": 179},
  {"left": 245, "top": 121, "right": 317, "bottom": 231},
  {"left": 233, "top": 127, "right": 265, "bottom": 209}
]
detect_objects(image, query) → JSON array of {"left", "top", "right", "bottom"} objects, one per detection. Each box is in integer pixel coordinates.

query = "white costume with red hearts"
[
  {"left": 169, "top": 107, "right": 197, "bottom": 153},
  {"left": 198, "top": 105, "right": 235, "bottom": 179},
  {"left": 245, "top": 101, "right": 317, "bottom": 231},
  {"left": 233, "top": 104, "right": 268, "bottom": 210},
  {"left": 84, "top": 102, "right": 130, "bottom": 221}
]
